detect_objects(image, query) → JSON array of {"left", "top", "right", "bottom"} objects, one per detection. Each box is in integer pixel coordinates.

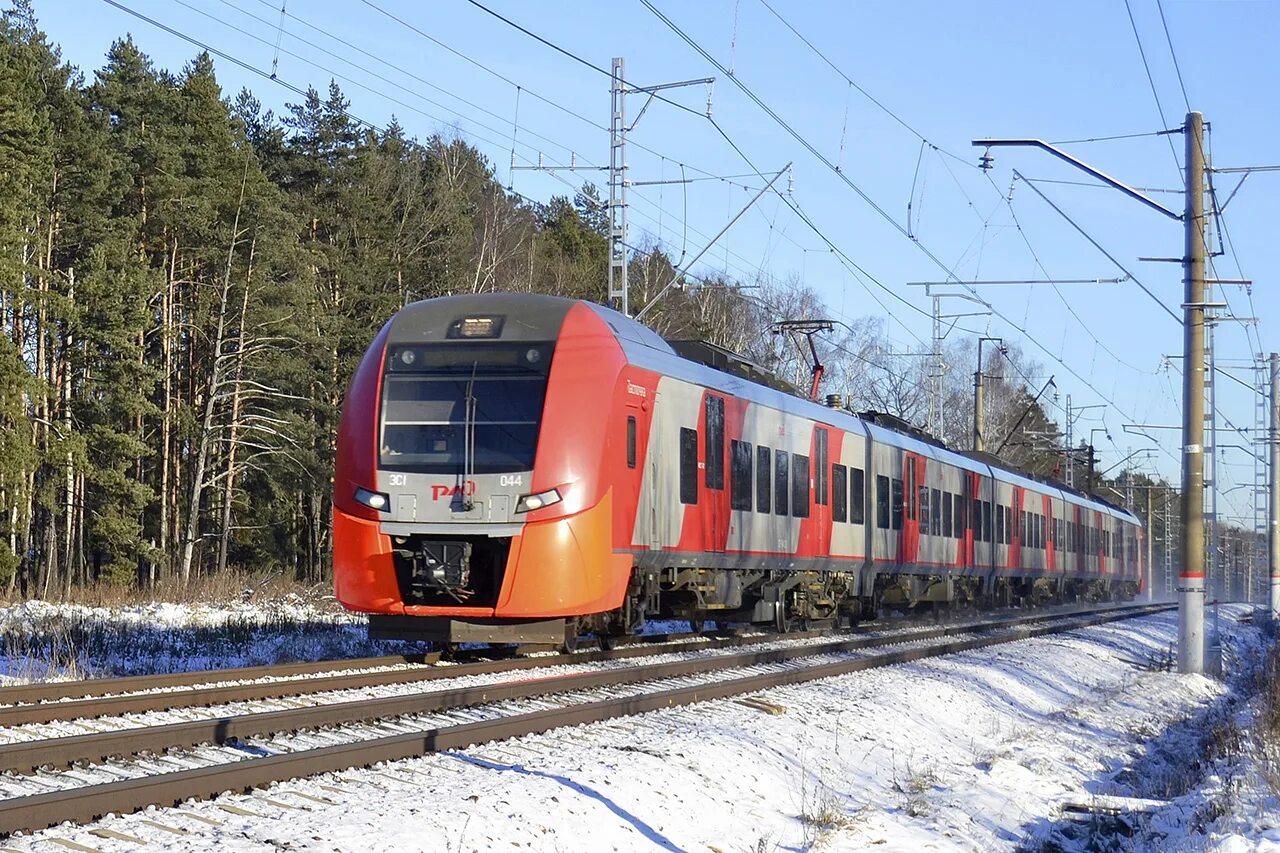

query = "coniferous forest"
[
  {"left": 0, "top": 3, "right": 1186, "bottom": 595},
  {"left": 0, "top": 3, "right": 798, "bottom": 593}
]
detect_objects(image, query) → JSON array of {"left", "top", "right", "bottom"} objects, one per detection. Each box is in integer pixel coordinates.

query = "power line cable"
[
  {"left": 1155, "top": 0, "right": 1192, "bottom": 113},
  {"left": 754, "top": 0, "right": 976, "bottom": 169},
  {"left": 1122, "top": 0, "right": 1183, "bottom": 176},
  {"left": 643, "top": 0, "right": 1160, "bottom": 436},
  {"left": 1014, "top": 173, "right": 1181, "bottom": 324},
  {"left": 461, "top": 0, "right": 708, "bottom": 120},
  {"left": 988, "top": 173, "right": 1156, "bottom": 375}
]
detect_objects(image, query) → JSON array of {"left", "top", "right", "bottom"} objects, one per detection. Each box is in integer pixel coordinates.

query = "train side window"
[
  {"left": 850, "top": 467, "right": 865, "bottom": 525},
  {"left": 983, "top": 501, "right": 993, "bottom": 543},
  {"left": 679, "top": 428, "right": 698, "bottom": 505},
  {"left": 626, "top": 416, "right": 637, "bottom": 469},
  {"left": 814, "top": 429, "right": 829, "bottom": 506},
  {"left": 891, "top": 478, "right": 904, "bottom": 530},
  {"left": 941, "top": 491, "right": 952, "bottom": 536},
  {"left": 953, "top": 493, "right": 965, "bottom": 538},
  {"left": 792, "top": 454, "right": 810, "bottom": 518},
  {"left": 774, "top": 451, "right": 789, "bottom": 516},
  {"left": 995, "top": 504, "right": 1005, "bottom": 544},
  {"left": 704, "top": 396, "right": 725, "bottom": 489},
  {"left": 876, "top": 475, "right": 890, "bottom": 529},
  {"left": 1007, "top": 507, "right": 1014, "bottom": 544},
  {"left": 730, "top": 440, "right": 753, "bottom": 511},
  {"left": 905, "top": 465, "right": 916, "bottom": 520},
  {"left": 832, "top": 464, "right": 848, "bottom": 522},
  {"left": 931, "top": 489, "right": 942, "bottom": 536},
  {"left": 972, "top": 498, "right": 982, "bottom": 540},
  {"left": 756, "top": 446, "right": 772, "bottom": 514},
  {"left": 918, "top": 485, "right": 930, "bottom": 533},
  {"left": 1037, "top": 515, "right": 1044, "bottom": 549}
]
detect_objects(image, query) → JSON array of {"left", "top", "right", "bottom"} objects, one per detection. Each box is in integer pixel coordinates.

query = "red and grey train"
[{"left": 333, "top": 293, "right": 1143, "bottom": 645}]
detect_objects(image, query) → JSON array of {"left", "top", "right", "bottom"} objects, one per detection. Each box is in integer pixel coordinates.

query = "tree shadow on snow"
[{"left": 443, "top": 752, "right": 690, "bottom": 852}]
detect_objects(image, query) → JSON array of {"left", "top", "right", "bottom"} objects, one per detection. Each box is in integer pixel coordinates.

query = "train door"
[
  {"left": 901, "top": 451, "right": 922, "bottom": 567},
  {"left": 813, "top": 426, "right": 832, "bottom": 558},
  {"left": 702, "top": 394, "right": 728, "bottom": 553}
]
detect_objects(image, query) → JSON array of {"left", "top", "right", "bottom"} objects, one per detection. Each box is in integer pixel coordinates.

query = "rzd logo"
[{"left": 431, "top": 481, "right": 477, "bottom": 501}]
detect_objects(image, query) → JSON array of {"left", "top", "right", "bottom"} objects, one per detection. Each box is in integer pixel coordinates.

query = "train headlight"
[
  {"left": 354, "top": 486, "right": 391, "bottom": 512},
  {"left": 515, "top": 488, "right": 562, "bottom": 514}
]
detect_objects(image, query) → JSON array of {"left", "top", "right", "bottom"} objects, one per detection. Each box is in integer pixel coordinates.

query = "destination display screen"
[{"left": 386, "top": 343, "right": 551, "bottom": 373}]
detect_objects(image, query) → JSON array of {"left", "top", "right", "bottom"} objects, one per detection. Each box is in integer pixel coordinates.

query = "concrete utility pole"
[
  {"left": 973, "top": 111, "right": 1208, "bottom": 672},
  {"left": 1270, "top": 352, "right": 1280, "bottom": 620},
  {"left": 973, "top": 336, "right": 1005, "bottom": 453},
  {"left": 1179, "top": 111, "right": 1208, "bottom": 672}
]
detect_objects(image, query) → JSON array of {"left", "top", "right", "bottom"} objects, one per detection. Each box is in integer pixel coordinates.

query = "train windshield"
[{"left": 378, "top": 343, "right": 553, "bottom": 474}]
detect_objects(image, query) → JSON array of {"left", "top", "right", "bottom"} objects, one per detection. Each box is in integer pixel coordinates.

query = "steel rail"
[
  {"left": 0, "top": 604, "right": 1170, "bottom": 836},
  {"left": 4, "top": 601, "right": 1119, "bottom": 711},
  {"left": 0, "top": 628, "right": 730, "bottom": 706},
  {"left": 0, "top": 604, "right": 1155, "bottom": 773},
  {"left": 0, "top": 628, "right": 842, "bottom": 726},
  {"left": 0, "top": 605, "right": 1148, "bottom": 726}
]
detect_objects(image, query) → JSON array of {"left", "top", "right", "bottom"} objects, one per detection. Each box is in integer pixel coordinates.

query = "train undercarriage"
[
  {"left": 368, "top": 550, "right": 1138, "bottom": 651},
  {"left": 562, "top": 564, "right": 1138, "bottom": 651}
]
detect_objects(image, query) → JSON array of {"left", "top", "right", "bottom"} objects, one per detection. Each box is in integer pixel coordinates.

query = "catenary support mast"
[{"left": 1178, "top": 111, "right": 1207, "bottom": 672}]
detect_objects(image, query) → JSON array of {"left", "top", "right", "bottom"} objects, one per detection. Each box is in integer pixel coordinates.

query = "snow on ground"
[
  {"left": 0, "top": 595, "right": 433, "bottom": 681},
  {"left": 12, "top": 605, "right": 1274, "bottom": 852}
]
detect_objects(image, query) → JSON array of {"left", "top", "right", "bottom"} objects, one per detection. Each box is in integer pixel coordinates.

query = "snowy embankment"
[
  {"left": 0, "top": 595, "right": 429, "bottom": 681},
  {"left": 10, "top": 606, "right": 1274, "bottom": 852}
]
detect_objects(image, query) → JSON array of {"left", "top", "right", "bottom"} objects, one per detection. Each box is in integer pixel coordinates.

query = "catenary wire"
[
  {"left": 642, "top": 0, "right": 1163, "bottom": 442},
  {"left": 1122, "top": 0, "right": 1183, "bottom": 177}
]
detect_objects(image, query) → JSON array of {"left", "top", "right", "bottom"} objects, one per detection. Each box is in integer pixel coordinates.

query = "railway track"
[
  {"left": 0, "top": 607, "right": 1079, "bottom": 726},
  {"left": 0, "top": 602, "right": 1171, "bottom": 837}
]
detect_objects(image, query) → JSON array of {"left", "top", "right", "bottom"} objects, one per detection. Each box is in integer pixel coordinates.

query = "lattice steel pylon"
[
  {"left": 607, "top": 58, "right": 628, "bottom": 316},
  {"left": 1253, "top": 354, "right": 1269, "bottom": 604}
]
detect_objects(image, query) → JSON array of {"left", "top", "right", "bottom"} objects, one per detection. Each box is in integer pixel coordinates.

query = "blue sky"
[{"left": 36, "top": 0, "right": 1280, "bottom": 524}]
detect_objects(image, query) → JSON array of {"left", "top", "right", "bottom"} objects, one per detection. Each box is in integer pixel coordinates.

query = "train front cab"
[{"left": 332, "top": 295, "right": 636, "bottom": 645}]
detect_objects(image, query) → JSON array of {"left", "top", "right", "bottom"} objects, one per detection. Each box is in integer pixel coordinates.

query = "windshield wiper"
[{"left": 460, "top": 365, "right": 478, "bottom": 511}]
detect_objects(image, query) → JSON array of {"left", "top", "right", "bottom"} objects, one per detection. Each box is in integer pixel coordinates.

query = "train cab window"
[
  {"left": 953, "top": 493, "right": 965, "bottom": 538},
  {"left": 918, "top": 485, "right": 930, "bottom": 533},
  {"left": 679, "top": 428, "right": 698, "bottom": 505},
  {"left": 704, "top": 396, "right": 725, "bottom": 489},
  {"left": 931, "top": 489, "right": 942, "bottom": 536},
  {"left": 756, "top": 446, "right": 772, "bottom": 514},
  {"left": 730, "top": 440, "right": 753, "bottom": 511},
  {"left": 876, "top": 475, "right": 890, "bottom": 529},
  {"left": 832, "top": 464, "right": 848, "bottom": 522},
  {"left": 850, "top": 468, "right": 866, "bottom": 525},
  {"left": 626, "top": 416, "right": 637, "bottom": 468},
  {"left": 891, "top": 478, "right": 904, "bottom": 530},
  {"left": 792, "top": 454, "right": 810, "bottom": 518},
  {"left": 378, "top": 344, "right": 551, "bottom": 474},
  {"left": 815, "top": 429, "right": 829, "bottom": 506},
  {"left": 995, "top": 504, "right": 1005, "bottom": 544},
  {"left": 941, "top": 491, "right": 953, "bottom": 537},
  {"left": 774, "top": 452, "right": 789, "bottom": 516}
]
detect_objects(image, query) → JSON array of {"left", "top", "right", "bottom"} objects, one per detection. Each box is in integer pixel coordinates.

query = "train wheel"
[{"left": 689, "top": 617, "right": 706, "bottom": 634}]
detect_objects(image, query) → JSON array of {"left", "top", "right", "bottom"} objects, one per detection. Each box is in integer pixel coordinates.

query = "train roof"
[
  {"left": 390, "top": 293, "right": 1137, "bottom": 525},
  {"left": 581, "top": 300, "right": 1139, "bottom": 524}
]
